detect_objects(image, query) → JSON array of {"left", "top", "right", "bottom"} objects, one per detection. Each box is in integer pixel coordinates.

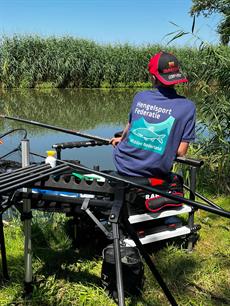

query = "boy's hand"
[{"left": 110, "top": 137, "right": 122, "bottom": 147}]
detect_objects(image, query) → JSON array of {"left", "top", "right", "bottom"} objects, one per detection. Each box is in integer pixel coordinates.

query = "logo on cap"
[{"left": 148, "top": 51, "right": 188, "bottom": 85}]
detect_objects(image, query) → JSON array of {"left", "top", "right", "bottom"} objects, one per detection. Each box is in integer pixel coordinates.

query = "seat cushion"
[{"left": 126, "top": 173, "right": 184, "bottom": 214}]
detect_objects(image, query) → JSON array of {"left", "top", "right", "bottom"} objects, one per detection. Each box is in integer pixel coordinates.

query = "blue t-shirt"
[{"left": 113, "top": 87, "right": 196, "bottom": 177}]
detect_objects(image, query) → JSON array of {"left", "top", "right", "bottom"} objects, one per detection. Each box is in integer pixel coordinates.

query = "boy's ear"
[{"left": 150, "top": 74, "right": 156, "bottom": 84}]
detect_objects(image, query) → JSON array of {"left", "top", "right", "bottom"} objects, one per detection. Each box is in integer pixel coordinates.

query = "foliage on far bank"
[
  {"left": 0, "top": 35, "right": 229, "bottom": 89},
  {"left": 0, "top": 36, "right": 150, "bottom": 88}
]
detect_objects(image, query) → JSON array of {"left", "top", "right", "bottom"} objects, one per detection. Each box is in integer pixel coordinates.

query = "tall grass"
[
  {"left": 191, "top": 88, "right": 230, "bottom": 194},
  {"left": 165, "top": 28, "right": 230, "bottom": 194},
  {"left": 1, "top": 35, "right": 229, "bottom": 88}
]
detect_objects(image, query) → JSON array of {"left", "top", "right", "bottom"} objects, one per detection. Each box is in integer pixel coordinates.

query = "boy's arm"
[
  {"left": 177, "top": 141, "right": 189, "bottom": 157},
  {"left": 110, "top": 123, "right": 130, "bottom": 147},
  {"left": 178, "top": 103, "right": 196, "bottom": 156}
]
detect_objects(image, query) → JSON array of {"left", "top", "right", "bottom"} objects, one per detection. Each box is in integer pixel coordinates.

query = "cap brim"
[{"left": 156, "top": 71, "right": 188, "bottom": 85}]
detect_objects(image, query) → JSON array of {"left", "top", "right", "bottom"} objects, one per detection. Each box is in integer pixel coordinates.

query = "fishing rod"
[
  {"left": 0, "top": 117, "right": 224, "bottom": 214},
  {"left": 0, "top": 128, "right": 27, "bottom": 140},
  {"left": 0, "top": 128, "right": 28, "bottom": 160},
  {"left": 0, "top": 115, "right": 110, "bottom": 144},
  {"left": 183, "top": 184, "right": 223, "bottom": 210},
  {"left": 30, "top": 151, "right": 230, "bottom": 219}
]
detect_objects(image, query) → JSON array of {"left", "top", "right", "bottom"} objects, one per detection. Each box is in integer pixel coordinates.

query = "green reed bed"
[
  {"left": 0, "top": 35, "right": 229, "bottom": 89},
  {"left": 0, "top": 196, "right": 229, "bottom": 305}
]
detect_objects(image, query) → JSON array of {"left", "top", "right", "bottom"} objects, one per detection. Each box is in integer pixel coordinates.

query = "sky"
[{"left": 0, "top": 0, "right": 221, "bottom": 46}]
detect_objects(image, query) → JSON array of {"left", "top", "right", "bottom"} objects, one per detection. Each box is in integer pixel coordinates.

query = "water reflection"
[
  {"left": 0, "top": 89, "right": 137, "bottom": 168},
  {"left": 0, "top": 89, "right": 136, "bottom": 129}
]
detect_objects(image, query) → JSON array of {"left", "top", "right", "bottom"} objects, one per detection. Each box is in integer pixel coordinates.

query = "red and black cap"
[{"left": 148, "top": 51, "right": 188, "bottom": 85}]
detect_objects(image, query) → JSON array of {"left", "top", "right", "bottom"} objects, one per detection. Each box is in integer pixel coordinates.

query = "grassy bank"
[
  {"left": 0, "top": 35, "right": 229, "bottom": 89},
  {"left": 0, "top": 196, "right": 229, "bottom": 305}
]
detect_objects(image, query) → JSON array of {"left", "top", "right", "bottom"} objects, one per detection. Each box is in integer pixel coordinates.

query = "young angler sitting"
[{"left": 110, "top": 51, "right": 196, "bottom": 212}]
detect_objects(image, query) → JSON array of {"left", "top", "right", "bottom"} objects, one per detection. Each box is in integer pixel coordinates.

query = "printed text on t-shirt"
[{"left": 135, "top": 101, "right": 172, "bottom": 119}]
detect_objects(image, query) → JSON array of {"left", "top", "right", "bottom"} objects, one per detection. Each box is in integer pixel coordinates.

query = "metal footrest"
[
  {"left": 124, "top": 225, "right": 191, "bottom": 246},
  {"left": 129, "top": 205, "right": 192, "bottom": 224}
]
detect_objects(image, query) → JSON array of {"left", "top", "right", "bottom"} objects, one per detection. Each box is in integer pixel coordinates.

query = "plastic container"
[
  {"left": 45, "top": 150, "right": 56, "bottom": 168},
  {"left": 72, "top": 172, "right": 105, "bottom": 182}
]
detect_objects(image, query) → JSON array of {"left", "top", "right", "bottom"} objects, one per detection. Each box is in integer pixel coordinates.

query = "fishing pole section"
[
  {"left": 0, "top": 115, "right": 228, "bottom": 223},
  {"left": 50, "top": 139, "right": 225, "bottom": 215},
  {"left": 0, "top": 114, "right": 226, "bottom": 214},
  {"left": 0, "top": 114, "right": 110, "bottom": 144},
  {"left": 0, "top": 114, "right": 220, "bottom": 210}
]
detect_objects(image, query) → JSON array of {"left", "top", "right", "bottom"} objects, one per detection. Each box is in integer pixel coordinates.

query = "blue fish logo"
[
  {"left": 132, "top": 127, "right": 166, "bottom": 144},
  {"left": 128, "top": 116, "right": 175, "bottom": 154}
]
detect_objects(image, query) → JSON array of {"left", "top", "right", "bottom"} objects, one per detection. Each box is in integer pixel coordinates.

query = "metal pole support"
[
  {"left": 187, "top": 166, "right": 197, "bottom": 252},
  {"left": 109, "top": 184, "right": 126, "bottom": 306},
  {"left": 112, "top": 222, "right": 125, "bottom": 306},
  {"left": 21, "top": 139, "right": 33, "bottom": 294},
  {"left": 55, "top": 147, "right": 62, "bottom": 160},
  {"left": 0, "top": 214, "right": 9, "bottom": 279}
]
